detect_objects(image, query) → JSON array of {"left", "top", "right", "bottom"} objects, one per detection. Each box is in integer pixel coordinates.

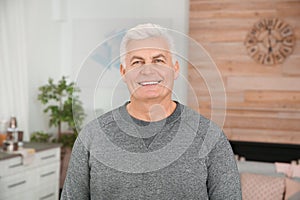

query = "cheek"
[
  {"left": 162, "top": 68, "right": 176, "bottom": 80},
  {"left": 123, "top": 69, "right": 139, "bottom": 85},
  {"left": 124, "top": 74, "right": 134, "bottom": 84}
]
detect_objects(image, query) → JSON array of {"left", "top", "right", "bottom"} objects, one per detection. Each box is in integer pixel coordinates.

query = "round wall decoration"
[{"left": 244, "top": 18, "right": 295, "bottom": 65}]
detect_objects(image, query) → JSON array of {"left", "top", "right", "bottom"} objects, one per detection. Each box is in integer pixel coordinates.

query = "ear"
[
  {"left": 120, "top": 64, "right": 126, "bottom": 82},
  {"left": 173, "top": 61, "right": 180, "bottom": 80}
]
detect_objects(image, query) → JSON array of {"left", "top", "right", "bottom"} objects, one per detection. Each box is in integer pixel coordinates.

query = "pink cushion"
[
  {"left": 241, "top": 173, "right": 285, "bottom": 200},
  {"left": 285, "top": 178, "right": 300, "bottom": 200}
]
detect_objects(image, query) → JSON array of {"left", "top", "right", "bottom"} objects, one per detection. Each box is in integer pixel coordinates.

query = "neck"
[{"left": 126, "top": 98, "right": 176, "bottom": 122}]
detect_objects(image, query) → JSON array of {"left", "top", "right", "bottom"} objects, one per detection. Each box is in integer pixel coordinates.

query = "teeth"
[{"left": 139, "top": 81, "right": 161, "bottom": 86}]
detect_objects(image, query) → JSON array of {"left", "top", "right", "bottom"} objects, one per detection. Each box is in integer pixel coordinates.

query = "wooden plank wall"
[{"left": 188, "top": 0, "right": 300, "bottom": 144}]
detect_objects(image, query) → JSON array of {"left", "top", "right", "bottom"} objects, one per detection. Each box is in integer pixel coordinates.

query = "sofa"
[{"left": 237, "top": 160, "right": 300, "bottom": 200}]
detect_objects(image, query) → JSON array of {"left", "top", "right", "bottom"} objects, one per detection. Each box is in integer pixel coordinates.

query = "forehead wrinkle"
[{"left": 126, "top": 49, "right": 170, "bottom": 62}]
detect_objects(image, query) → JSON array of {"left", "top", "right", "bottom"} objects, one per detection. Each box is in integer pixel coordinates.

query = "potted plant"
[
  {"left": 37, "top": 76, "right": 85, "bottom": 143},
  {"left": 35, "top": 76, "right": 85, "bottom": 188},
  {"left": 30, "top": 131, "right": 52, "bottom": 143}
]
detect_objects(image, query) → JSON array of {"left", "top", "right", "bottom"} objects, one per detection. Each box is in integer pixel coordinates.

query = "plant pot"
[{"left": 60, "top": 146, "right": 72, "bottom": 188}]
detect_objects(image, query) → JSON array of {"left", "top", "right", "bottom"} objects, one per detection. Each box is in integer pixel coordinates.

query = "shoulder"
[
  {"left": 179, "top": 104, "right": 226, "bottom": 153},
  {"left": 82, "top": 109, "right": 115, "bottom": 132},
  {"left": 76, "top": 106, "right": 121, "bottom": 147},
  {"left": 179, "top": 104, "right": 222, "bottom": 135},
  {"left": 181, "top": 105, "right": 231, "bottom": 159}
]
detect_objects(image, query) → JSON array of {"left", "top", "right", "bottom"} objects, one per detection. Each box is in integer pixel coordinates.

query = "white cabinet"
[{"left": 0, "top": 146, "right": 61, "bottom": 200}]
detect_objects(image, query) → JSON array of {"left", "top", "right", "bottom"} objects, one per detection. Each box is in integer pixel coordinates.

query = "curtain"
[{"left": 0, "top": 0, "right": 28, "bottom": 140}]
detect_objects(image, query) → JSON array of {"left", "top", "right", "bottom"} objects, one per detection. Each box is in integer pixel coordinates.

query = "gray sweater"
[{"left": 61, "top": 102, "right": 242, "bottom": 199}]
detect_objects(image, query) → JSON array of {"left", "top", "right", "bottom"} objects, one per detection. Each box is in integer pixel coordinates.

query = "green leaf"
[{"left": 36, "top": 76, "right": 86, "bottom": 145}]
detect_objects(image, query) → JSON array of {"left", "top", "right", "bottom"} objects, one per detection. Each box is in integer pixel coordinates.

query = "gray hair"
[{"left": 119, "top": 23, "right": 176, "bottom": 67}]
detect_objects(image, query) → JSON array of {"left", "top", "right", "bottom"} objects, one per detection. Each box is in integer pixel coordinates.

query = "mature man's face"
[{"left": 120, "top": 37, "right": 179, "bottom": 103}]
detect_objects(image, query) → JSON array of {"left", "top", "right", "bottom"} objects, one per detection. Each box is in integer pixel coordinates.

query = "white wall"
[
  {"left": 24, "top": 0, "right": 189, "bottom": 138},
  {"left": 25, "top": 0, "right": 63, "bottom": 136}
]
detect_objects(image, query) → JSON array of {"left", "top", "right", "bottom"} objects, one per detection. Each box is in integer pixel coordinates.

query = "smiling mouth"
[{"left": 138, "top": 80, "right": 162, "bottom": 86}]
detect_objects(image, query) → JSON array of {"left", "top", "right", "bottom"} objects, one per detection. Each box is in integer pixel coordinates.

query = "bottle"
[
  {"left": 6, "top": 116, "right": 18, "bottom": 151},
  {"left": 8, "top": 116, "right": 17, "bottom": 131}
]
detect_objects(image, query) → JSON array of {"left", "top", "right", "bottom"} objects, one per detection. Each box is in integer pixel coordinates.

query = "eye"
[
  {"left": 153, "top": 58, "right": 165, "bottom": 64},
  {"left": 131, "top": 60, "right": 144, "bottom": 66}
]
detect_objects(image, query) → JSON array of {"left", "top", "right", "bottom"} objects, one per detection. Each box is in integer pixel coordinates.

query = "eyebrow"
[
  {"left": 152, "top": 54, "right": 167, "bottom": 60},
  {"left": 129, "top": 53, "right": 167, "bottom": 63}
]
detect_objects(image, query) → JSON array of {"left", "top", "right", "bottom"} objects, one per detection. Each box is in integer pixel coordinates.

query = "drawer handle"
[
  {"left": 9, "top": 163, "right": 22, "bottom": 168},
  {"left": 8, "top": 180, "right": 26, "bottom": 188},
  {"left": 41, "top": 171, "right": 55, "bottom": 178},
  {"left": 41, "top": 154, "right": 56, "bottom": 160},
  {"left": 39, "top": 193, "right": 54, "bottom": 200}
]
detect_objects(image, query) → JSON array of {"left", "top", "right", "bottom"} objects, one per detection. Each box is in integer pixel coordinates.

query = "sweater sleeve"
[
  {"left": 60, "top": 136, "right": 90, "bottom": 200},
  {"left": 206, "top": 132, "right": 242, "bottom": 200}
]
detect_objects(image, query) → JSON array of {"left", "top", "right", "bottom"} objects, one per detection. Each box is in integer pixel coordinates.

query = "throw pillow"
[
  {"left": 241, "top": 173, "right": 285, "bottom": 200},
  {"left": 285, "top": 178, "right": 300, "bottom": 200}
]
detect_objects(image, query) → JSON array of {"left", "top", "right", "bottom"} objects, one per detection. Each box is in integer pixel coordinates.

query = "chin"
[{"left": 131, "top": 89, "right": 170, "bottom": 101}]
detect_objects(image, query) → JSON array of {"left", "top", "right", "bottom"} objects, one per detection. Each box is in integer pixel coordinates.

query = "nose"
[{"left": 140, "top": 64, "right": 156, "bottom": 75}]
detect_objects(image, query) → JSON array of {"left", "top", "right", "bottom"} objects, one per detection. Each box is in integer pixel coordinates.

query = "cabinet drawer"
[
  {"left": 0, "top": 156, "right": 35, "bottom": 177},
  {"left": 0, "top": 169, "right": 37, "bottom": 198},
  {"left": 37, "top": 183, "right": 59, "bottom": 200},
  {"left": 36, "top": 148, "right": 60, "bottom": 166},
  {"left": 0, "top": 147, "right": 61, "bottom": 199},
  {"left": 7, "top": 191, "right": 35, "bottom": 200},
  {"left": 38, "top": 162, "right": 60, "bottom": 185}
]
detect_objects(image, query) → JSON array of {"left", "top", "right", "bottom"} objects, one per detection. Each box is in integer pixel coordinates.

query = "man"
[{"left": 61, "top": 23, "right": 242, "bottom": 199}]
